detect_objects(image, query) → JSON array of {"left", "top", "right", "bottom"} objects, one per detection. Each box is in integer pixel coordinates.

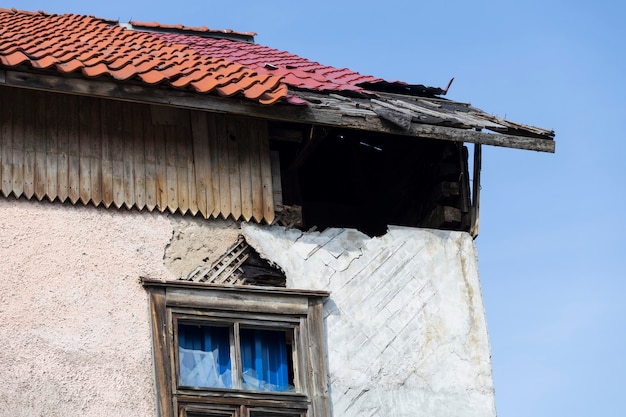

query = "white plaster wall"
[
  {"left": 0, "top": 198, "right": 239, "bottom": 417},
  {"left": 243, "top": 224, "right": 496, "bottom": 417},
  {"left": 0, "top": 196, "right": 495, "bottom": 417}
]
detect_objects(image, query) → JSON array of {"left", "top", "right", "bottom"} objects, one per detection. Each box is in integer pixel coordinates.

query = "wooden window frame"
[{"left": 142, "top": 278, "right": 330, "bottom": 417}]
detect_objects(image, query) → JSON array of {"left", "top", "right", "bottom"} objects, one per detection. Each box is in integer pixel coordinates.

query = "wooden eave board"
[{"left": 0, "top": 69, "right": 555, "bottom": 153}]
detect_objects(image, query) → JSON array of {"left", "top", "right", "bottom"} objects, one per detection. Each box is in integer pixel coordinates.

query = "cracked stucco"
[{"left": 242, "top": 223, "right": 496, "bottom": 417}]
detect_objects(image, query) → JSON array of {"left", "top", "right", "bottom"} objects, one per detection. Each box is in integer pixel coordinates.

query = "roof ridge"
[{"left": 129, "top": 20, "right": 256, "bottom": 40}]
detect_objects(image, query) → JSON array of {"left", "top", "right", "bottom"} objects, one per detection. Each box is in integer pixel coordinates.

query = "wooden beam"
[
  {"left": 470, "top": 143, "right": 482, "bottom": 238},
  {"left": 1, "top": 70, "right": 555, "bottom": 153}
]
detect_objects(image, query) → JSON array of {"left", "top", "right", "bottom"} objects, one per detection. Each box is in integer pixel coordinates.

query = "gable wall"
[{"left": 0, "top": 86, "right": 275, "bottom": 223}]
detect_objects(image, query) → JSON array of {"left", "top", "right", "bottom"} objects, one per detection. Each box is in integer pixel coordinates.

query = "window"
[{"left": 142, "top": 278, "right": 329, "bottom": 417}]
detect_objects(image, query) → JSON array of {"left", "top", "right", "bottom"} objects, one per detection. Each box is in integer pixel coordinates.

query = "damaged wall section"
[{"left": 242, "top": 223, "right": 495, "bottom": 417}]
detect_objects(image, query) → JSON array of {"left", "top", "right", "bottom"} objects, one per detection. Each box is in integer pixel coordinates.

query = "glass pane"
[
  {"left": 178, "top": 324, "right": 232, "bottom": 388},
  {"left": 240, "top": 328, "right": 294, "bottom": 392}
]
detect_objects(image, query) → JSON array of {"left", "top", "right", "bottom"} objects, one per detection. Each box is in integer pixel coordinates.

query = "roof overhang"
[{"left": 0, "top": 69, "right": 555, "bottom": 153}]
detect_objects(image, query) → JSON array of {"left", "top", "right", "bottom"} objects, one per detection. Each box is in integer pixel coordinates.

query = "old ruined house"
[{"left": 0, "top": 8, "right": 554, "bottom": 417}]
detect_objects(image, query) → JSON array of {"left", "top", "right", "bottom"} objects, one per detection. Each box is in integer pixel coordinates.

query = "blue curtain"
[
  {"left": 178, "top": 324, "right": 232, "bottom": 388},
  {"left": 240, "top": 328, "right": 291, "bottom": 392}
]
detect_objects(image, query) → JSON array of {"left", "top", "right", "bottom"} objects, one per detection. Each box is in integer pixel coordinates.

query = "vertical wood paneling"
[
  {"left": 0, "top": 88, "right": 276, "bottom": 223},
  {"left": 154, "top": 124, "right": 168, "bottom": 212},
  {"left": 33, "top": 91, "right": 47, "bottom": 201},
  {"left": 100, "top": 99, "right": 113, "bottom": 208},
  {"left": 165, "top": 125, "right": 178, "bottom": 213},
  {"left": 250, "top": 119, "right": 264, "bottom": 223},
  {"left": 0, "top": 87, "right": 12, "bottom": 197},
  {"left": 78, "top": 96, "right": 92, "bottom": 204},
  {"left": 122, "top": 101, "right": 135, "bottom": 209},
  {"left": 216, "top": 116, "right": 231, "bottom": 218},
  {"left": 132, "top": 103, "right": 145, "bottom": 210},
  {"left": 238, "top": 119, "right": 253, "bottom": 222},
  {"left": 56, "top": 93, "right": 69, "bottom": 202},
  {"left": 190, "top": 111, "right": 209, "bottom": 218},
  {"left": 258, "top": 119, "right": 275, "bottom": 223},
  {"left": 67, "top": 95, "right": 80, "bottom": 204},
  {"left": 143, "top": 104, "right": 157, "bottom": 212},
  {"left": 207, "top": 113, "right": 221, "bottom": 218},
  {"left": 45, "top": 92, "right": 58, "bottom": 201},
  {"left": 22, "top": 89, "right": 35, "bottom": 199},
  {"left": 227, "top": 118, "right": 242, "bottom": 220},
  {"left": 180, "top": 110, "right": 197, "bottom": 216},
  {"left": 12, "top": 89, "right": 25, "bottom": 198},
  {"left": 110, "top": 99, "right": 125, "bottom": 209},
  {"left": 176, "top": 111, "right": 190, "bottom": 215},
  {"left": 89, "top": 98, "right": 102, "bottom": 206},
  {"left": 132, "top": 103, "right": 146, "bottom": 210}
]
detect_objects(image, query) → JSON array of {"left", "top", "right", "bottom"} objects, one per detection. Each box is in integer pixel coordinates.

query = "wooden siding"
[{"left": 0, "top": 87, "right": 275, "bottom": 223}]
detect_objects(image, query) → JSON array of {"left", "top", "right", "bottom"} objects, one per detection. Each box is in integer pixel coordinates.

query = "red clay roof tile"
[
  {"left": 0, "top": 9, "right": 286, "bottom": 104},
  {"left": 0, "top": 9, "right": 442, "bottom": 104},
  {"left": 152, "top": 33, "right": 383, "bottom": 92}
]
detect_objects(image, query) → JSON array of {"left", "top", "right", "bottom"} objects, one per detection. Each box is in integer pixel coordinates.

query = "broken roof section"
[{"left": 0, "top": 8, "right": 555, "bottom": 152}]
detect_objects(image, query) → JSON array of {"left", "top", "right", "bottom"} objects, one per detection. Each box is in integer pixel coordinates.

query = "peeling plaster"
[
  {"left": 163, "top": 217, "right": 240, "bottom": 278},
  {"left": 242, "top": 223, "right": 496, "bottom": 417}
]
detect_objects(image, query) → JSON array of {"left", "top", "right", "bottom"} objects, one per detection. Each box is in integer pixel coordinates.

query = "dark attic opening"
[{"left": 271, "top": 123, "right": 472, "bottom": 237}]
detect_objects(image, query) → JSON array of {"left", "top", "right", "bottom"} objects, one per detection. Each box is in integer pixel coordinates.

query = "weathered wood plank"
[
  {"left": 100, "top": 98, "right": 114, "bottom": 208},
  {"left": 56, "top": 92, "right": 69, "bottom": 202},
  {"left": 0, "top": 87, "right": 13, "bottom": 197},
  {"left": 470, "top": 143, "right": 482, "bottom": 238},
  {"left": 33, "top": 90, "right": 47, "bottom": 200},
  {"left": 227, "top": 118, "right": 242, "bottom": 220},
  {"left": 308, "top": 299, "right": 331, "bottom": 417},
  {"left": 78, "top": 96, "right": 91, "bottom": 205},
  {"left": 250, "top": 119, "right": 263, "bottom": 223},
  {"left": 67, "top": 94, "right": 80, "bottom": 204},
  {"left": 207, "top": 113, "right": 221, "bottom": 218},
  {"left": 258, "top": 120, "right": 274, "bottom": 223},
  {"left": 239, "top": 119, "right": 253, "bottom": 222},
  {"left": 143, "top": 104, "right": 157, "bottom": 212},
  {"left": 22, "top": 88, "right": 35, "bottom": 199},
  {"left": 165, "top": 125, "right": 178, "bottom": 213},
  {"left": 271, "top": 150, "right": 283, "bottom": 208},
  {"left": 12, "top": 89, "right": 25, "bottom": 198},
  {"left": 190, "top": 110, "right": 209, "bottom": 218},
  {"left": 109, "top": 99, "right": 125, "bottom": 209},
  {"left": 122, "top": 101, "right": 135, "bottom": 209},
  {"left": 132, "top": 103, "right": 146, "bottom": 210},
  {"left": 45, "top": 91, "right": 58, "bottom": 201},
  {"left": 146, "top": 288, "right": 174, "bottom": 417},
  {"left": 154, "top": 124, "right": 168, "bottom": 212},
  {"left": 165, "top": 288, "right": 309, "bottom": 315},
  {"left": 176, "top": 116, "right": 190, "bottom": 215},
  {"left": 216, "top": 116, "right": 231, "bottom": 219},
  {"left": 3, "top": 70, "right": 555, "bottom": 152},
  {"left": 89, "top": 98, "right": 102, "bottom": 206},
  {"left": 180, "top": 110, "right": 197, "bottom": 216}
]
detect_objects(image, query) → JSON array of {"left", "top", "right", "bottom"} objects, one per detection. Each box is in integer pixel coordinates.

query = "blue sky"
[{"left": 5, "top": 1, "right": 625, "bottom": 416}]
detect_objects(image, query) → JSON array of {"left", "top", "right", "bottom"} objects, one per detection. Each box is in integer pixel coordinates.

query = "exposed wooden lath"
[
  {"left": 184, "top": 236, "right": 286, "bottom": 287},
  {"left": 0, "top": 87, "right": 275, "bottom": 223}
]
